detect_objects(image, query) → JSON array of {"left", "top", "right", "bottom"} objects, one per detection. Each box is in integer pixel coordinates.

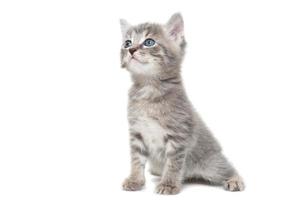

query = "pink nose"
[{"left": 129, "top": 48, "right": 137, "bottom": 55}]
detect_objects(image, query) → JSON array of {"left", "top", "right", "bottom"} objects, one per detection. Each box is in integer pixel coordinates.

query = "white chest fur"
[{"left": 131, "top": 116, "right": 166, "bottom": 157}]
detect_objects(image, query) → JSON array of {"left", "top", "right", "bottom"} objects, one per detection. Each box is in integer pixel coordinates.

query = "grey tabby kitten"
[{"left": 120, "top": 13, "right": 244, "bottom": 195}]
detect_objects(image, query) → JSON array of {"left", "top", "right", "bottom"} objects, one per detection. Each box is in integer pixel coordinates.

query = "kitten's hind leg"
[{"left": 195, "top": 153, "right": 245, "bottom": 191}]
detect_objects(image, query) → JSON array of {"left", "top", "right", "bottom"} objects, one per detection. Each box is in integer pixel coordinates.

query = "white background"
[{"left": 1, "top": 0, "right": 300, "bottom": 199}]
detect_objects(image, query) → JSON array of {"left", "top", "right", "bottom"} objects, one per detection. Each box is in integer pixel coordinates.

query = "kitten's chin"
[{"left": 127, "top": 62, "right": 160, "bottom": 76}]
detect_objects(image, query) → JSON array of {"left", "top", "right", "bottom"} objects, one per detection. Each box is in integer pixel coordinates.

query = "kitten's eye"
[
  {"left": 124, "top": 40, "right": 132, "bottom": 48},
  {"left": 143, "top": 38, "right": 156, "bottom": 47}
]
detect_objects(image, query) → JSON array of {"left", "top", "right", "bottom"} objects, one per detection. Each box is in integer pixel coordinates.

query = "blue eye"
[
  {"left": 124, "top": 40, "right": 132, "bottom": 48},
  {"left": 143, "top": 38, "right": 155, "bottom": 47}
]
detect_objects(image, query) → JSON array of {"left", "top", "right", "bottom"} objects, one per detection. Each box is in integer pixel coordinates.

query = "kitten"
[{"left": 120, "top": 13, "right": 244, "bottom": 195}]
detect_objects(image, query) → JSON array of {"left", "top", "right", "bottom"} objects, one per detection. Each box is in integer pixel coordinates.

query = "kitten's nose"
[{"left": 129, "top": 48, "right": 137, "bottom": 55}]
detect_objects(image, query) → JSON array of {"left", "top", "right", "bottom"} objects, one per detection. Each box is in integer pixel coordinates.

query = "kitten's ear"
[
  {"left": 120, "top": 19, "right": 131, "bottom": 38},
  {"left": 165, "top": 13, "right": 184, "bottom": 45}
]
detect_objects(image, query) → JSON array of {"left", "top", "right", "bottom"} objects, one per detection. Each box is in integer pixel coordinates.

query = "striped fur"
[{"left": 120, "top": 13, "right": 244, "bottom": 194}]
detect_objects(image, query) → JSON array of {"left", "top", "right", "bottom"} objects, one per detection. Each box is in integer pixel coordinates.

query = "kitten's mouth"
[
  {"left": 130, "top": 56, "right": 139, "bottom": 61},
  {"left": 130, "top": 56, "right": 144, "bottom": 63}
]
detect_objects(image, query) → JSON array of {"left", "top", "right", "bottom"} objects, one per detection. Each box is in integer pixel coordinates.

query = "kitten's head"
[{"left": 120, "top": 13, "right": 186, "bottom": 79}]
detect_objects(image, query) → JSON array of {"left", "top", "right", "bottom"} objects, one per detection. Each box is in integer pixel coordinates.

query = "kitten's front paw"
[
  {"left": 122, "top": 178, "right": 145, "bottom": 191},
  {"left": 155, "top": 182, "right": 181, "bottom": 195}
]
